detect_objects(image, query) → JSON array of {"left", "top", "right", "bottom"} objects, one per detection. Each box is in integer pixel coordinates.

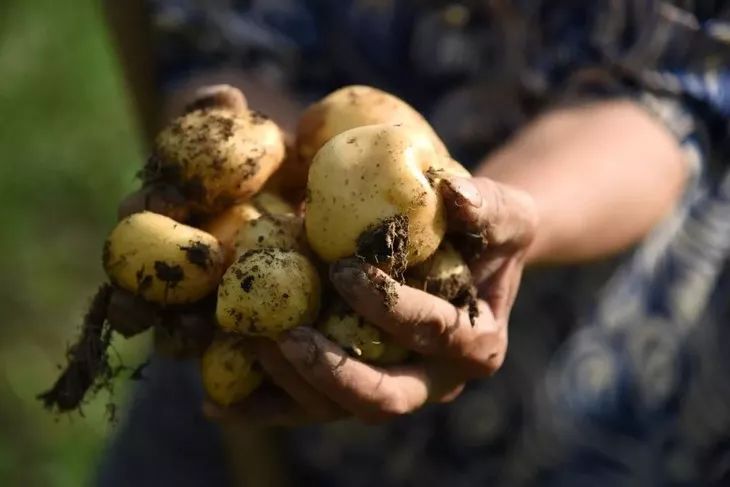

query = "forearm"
[{"left": 477, "top": 99, "right": 687, "bottom": 264}]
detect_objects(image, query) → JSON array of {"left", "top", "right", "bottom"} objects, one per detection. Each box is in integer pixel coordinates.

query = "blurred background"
[{"left": 0, "top": 0, "right": 149, "bottom": 485}]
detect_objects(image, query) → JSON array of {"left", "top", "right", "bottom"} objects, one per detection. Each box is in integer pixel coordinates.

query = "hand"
[{"left": 204, "top": 175, "right": 538, "bottom": 426}]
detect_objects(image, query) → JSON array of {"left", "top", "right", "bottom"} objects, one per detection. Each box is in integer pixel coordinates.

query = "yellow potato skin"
[
  {"left": 317, "top": 311, "right": 409, "bottom": 365},
  {"left": 216, "top": 249, "right": 321, "bottom": 338},
  {"left": 103, "top": 212, "right": 226, "bottom": 305},
  {"left": 305, "top": 124, "right": 446, "bottom": 265},
  {"left": 151, "top": 108, "right": 286, "bottom": 213},
  {"left": 201, "top": 335, "right": 262, "bottom": 406},
  {"left": 296, "top": 85, "right": 449, "bottom": 166},
  {"left": 233, "top": 214, "right": 305, "bottom": 256},
  {"left": 202, "top": 202, "right": 262, "bottom": 262}
]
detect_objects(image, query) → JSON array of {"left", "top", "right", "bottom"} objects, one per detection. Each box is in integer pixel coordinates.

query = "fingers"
[
  {"left": 440, "top": 175, "right": 537, "bottom": 250},
  {"left": 277, "top": 327, "right": 433, "bottom": 423},
  {"left": 253, "top": 338, "right": 344, "bottom": 421},
  {"left": 330, "top": 260, "right": 506, "bottom": 377}
]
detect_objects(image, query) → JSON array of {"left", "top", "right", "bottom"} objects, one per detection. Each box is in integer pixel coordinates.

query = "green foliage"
[{"left": 0, "top": 0, "right": 149, "bottom": 485}]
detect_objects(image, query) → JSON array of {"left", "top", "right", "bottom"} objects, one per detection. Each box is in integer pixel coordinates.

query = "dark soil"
[
  {"left": 356, "top": 214, "right": 409, "bottom": 282},
  {"left": 180, "top": 241, "right": 213, "bottom": 270}
]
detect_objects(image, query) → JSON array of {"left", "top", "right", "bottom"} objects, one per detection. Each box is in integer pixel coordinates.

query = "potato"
[
  {"left": 317, "top": 309, "right": 409, "bottom": 365},
  {"left": 216, "top": 249, "right": 321, "bottom": 337},
  {"left": 407, "top": 242, "right": 472, "bottom": 301},
  {"left": 201, "top": 334, "right": 262, "bottom": 406},
  {"left": 296, "top": 85, "right": 449, "bottom": 167},
  {"left": 305, "top": 124, "right": 447, "bottom": 268},
  {"left": 103, "top": 212, "right": 226, "bottom": 305},
  {"left": 146, "top": 108, "right": 286, "bottom": 214},
  {"left": 201, "top": 202, "right": 262, "bottom": 264},
  {"left": 233, "top": 214, "right": 305, "bottom": 256}
]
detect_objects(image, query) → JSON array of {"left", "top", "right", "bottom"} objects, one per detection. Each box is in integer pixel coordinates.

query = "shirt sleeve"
[{"left": 534, "top": 0, "right": 730, "bottom": 182}]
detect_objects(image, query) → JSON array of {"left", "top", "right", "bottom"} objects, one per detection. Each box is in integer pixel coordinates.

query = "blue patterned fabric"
[{"left": 99, "top": 1, "right": 730, "bottom": 485}]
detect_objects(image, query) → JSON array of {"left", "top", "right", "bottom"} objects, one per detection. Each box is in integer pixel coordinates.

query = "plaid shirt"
[{"left": 99, "top": 1, "right": 730, "bottom": 485}]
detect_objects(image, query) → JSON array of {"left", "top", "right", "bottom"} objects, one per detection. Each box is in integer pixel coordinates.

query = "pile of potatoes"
[{"left": 43, "top": 84, "right": 476, "bottom": 411}]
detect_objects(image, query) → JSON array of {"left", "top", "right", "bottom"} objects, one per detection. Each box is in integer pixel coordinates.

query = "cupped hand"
[{"left": 204, "top": 175, "right": 538, "bottom": 427}]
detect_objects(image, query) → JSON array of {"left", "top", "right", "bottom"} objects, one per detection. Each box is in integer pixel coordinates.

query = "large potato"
[
  {"left": 146, "top": 108, "right": 286, "bottom": 214},
  {"left": 201, "top": 334, "right": 262, "bottom": 406},
  {"left": 305, "top": 124, "right": 447, "bottom": 267},
  {"left": 216, "top": 249, "right": 321, "bottom": 337},
  {"left": 296, "top": 85, "right": 449, "bottom": 167},
  {"left": 103, "top": 212, "right": 225, "bottom": 304}
]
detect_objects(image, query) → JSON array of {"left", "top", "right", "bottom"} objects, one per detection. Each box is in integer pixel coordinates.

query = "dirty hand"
[{"left": 205, "top": 175, "right": 538, "bottom": 426}]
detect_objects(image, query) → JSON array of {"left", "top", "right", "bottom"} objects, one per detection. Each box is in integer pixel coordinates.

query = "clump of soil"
[
  {"left": 180, "top": 241, "right": 213, "bottom": 270},
  {"left": 369, "top": 270, "right": 400, "bottom": 310},
  {"left": 452, "top": 283, "right": 480, "bottom": 327},
  {"left": 356, "top": 214, "right": 409, "bottom": 282}
]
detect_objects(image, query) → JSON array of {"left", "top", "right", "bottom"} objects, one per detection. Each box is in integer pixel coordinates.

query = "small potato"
[
  {"left": 296, "top": 85, "right": 449, "bottom": 167},
  {"left": 201, "top": 202, "right": 262, "bottom": 263},
  {"left": 407, "top": 242, "right": 472, "bottom": 301},
  {"left": 201, "top": 334, "right": 262, "bottom": 406},
  {"left": 317, "top": 310, "right": 409, "bottom": 365},
  {"left": 216, "top": 249, "right": 321, "bottom": 338},
  {"left": 305, "top": 124, "right": 447, "bottom": 267},
  {"left": 147, "top": 108, "right": 286, "bottom": 214},
  {"left": 233, "top": 214, "right": 305, "bottom": 256},
  {"left": 103, "top": 212, "right": 226, "bottom": 305}
]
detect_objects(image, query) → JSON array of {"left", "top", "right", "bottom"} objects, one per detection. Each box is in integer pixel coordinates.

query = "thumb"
[{"left": 440, "top": 175, "right": 537, "bottom": 250}]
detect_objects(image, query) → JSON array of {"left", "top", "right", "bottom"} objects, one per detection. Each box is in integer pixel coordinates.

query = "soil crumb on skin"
[
  {"left": 356, "top": 214, "right": 409, "bottom": 282},
  {"left": 451, "top": 284, "right": 480, "bottom": 327},
  {"left": 368, "top": 268, "right": 400, "bottom": 310},
  {"left": 180, "top": 241, "right": 212, "bottom": 270},
  {"left": 38, "top": 284, "right": 116, "bottom": 413},
  {"left": 153, "top": 261, "right": 185, "bottom": 287}
]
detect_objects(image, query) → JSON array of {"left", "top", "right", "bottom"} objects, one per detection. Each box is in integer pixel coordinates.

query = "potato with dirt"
[
  {"left": 144, "top": 107, "right": 286, "bottom": 214},
  {"left": 296, "top": 85, "right": 450, "bottom": 166},
  {"left": 407, "top": 242, "right": 473, "bottom": 302},
  {"left": 103, "top": 211, "right": 226, "bottom": 305},
  {"left": 201, "top": 334, "right": 262, "bottom": 406},
  {"left": 216, "top": 248, "right": 321, "bottom": 338},
  {"left": 305, "top": 124, "right": 451, "bottom": 272},
  {"left": 317, "top": 307, "right": 409, "bottom": 365},
  {"left": 233, "top": 213, "right": 306, "bottom": 256}
]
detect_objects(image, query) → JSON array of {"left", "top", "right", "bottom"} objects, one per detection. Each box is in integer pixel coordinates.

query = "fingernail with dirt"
[{"left": 442, "top": 176, "right": 482, "bottom": 209}]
